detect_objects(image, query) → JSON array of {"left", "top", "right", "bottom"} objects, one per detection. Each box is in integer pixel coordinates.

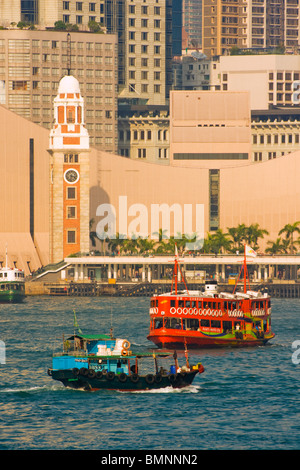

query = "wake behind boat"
[
  {"left": 147, "top": 245, "right": 275, "bottom": 349},
  {"left": 47, "top": 313, "right": 205, "bottom": 391}
]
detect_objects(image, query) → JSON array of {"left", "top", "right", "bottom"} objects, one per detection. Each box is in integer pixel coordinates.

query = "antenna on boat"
[
  {"left": 184, "top": 339, "right": 190, "bottom": 369},
  {"left": 5, "top": 245, "right": 8, "bottom": 268},
  {"left": 109, "top": 304, "right": 114, "bottom": 338}
]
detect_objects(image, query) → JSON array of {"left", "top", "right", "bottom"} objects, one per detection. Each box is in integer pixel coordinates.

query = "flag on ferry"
[{"left": 245, "top": 244, "right": 257, "bottom": 257}]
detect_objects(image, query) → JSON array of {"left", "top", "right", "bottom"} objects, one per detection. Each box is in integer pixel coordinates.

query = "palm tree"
[
  {"left": 107, "top": 233, "right": 126, "bottom": 254},
  {"left": 136, "top": 237, "right": 156, "bottom": 254},
  {"left": 211, "top": 229, "right": 232, "bottom": 254},
  {"left": 278, "top": 222, "right": 300, "bottom": 253},
  {"left": 89, "top": 218, "right": 97, "bottom": 248},
  {"left": 245, "top": 223, "right": 269, "bottom": 250},
  {"left": 265, "top": 238, "right": 285, "bottom": 255},
  {"left": 227, "top": 224, "right": 247, "bottom": 252}
]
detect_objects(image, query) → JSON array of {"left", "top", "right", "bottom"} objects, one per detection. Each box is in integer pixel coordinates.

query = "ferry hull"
[
  {"left": 147, "top": 332, "right": 275, "bottom": 349},
  {"left": 0, "top": 290, "right": 25, "bottom": 303},
  {"left": 49, "top": 368, "right": 199, "bottom": 391}
]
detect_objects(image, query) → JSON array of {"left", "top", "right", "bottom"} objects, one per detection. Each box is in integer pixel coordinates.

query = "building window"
[
  {"left": 63, "top": 1, "right": 70, "bottom": 9},
  {"left": 67, "top": 207, "right": 77, "bottom": 219},
  {"left": 67, "top": 230, "right": 76, "bottom": 244},
  {"left": 76, "top": 2, "right": 83, "bottom": 11},
  {"left": 138, "top": 148, "right": 146, "bottom": 158},
  {"left": 67, "top": 187, "right": 76, "bottom": 200},
  {"left": 64, "top": 153, "right": 79, "bottom": 163}
]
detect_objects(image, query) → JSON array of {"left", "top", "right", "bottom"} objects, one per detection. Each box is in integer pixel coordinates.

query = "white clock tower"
[{"left": 48, "top": 75, "right": 90, "bottom": 263}]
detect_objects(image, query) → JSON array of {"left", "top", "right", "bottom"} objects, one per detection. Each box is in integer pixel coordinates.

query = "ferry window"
[
  {"left": 200, "top": 319, "right": 210, "bottom": 327},
  {"left": 191, "top": 300, "right": 196, "bottom": 308},
  {"left": 223, "top": 321, "right": 232, "bottom": 332},
  {"left": 184, "top": 319, "right": 199, "bottom": 330},
  {"left": 203, "top": 301, "right": 208, "bottom": 308},
  {"left": 165, "top": 318, "right": 181, "bottom": 329},
  {"left": 211, "top": 320, "right": 221, "bottom": 328},
  {"left": 170, "top": 299, "right": 175, "bottom": 307},
  {"left": 186, "top": 300, "right": 191, "bottom": 308},
  {"left": 178, "top": 300, "right": 184, "bottom": 307},
  {"left": 197, "top": 300, "right": 202, "bottom": 309},
  {"left": 154, "top": 319, "right": 163, "bottom": 329}
]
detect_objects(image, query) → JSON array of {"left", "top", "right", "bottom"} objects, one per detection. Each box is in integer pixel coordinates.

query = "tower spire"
[{"left": 67, "top": 33, "right": 71, "bottom": 76}]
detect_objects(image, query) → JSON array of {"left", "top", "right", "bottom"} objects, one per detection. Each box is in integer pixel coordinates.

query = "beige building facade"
[
  {"left": 169, "top": 90, "right": 252, "bottom": 168},
  {"left": 219, "top": 54, "right": 300, "bottom": 110}
]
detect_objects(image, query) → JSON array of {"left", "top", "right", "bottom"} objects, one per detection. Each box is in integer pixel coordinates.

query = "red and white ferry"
[{"left": 147, "top": 246, "right": 275, "bottom": 349}]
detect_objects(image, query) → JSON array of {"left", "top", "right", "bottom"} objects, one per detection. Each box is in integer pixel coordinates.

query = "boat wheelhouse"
[
  {"left": 147, "top": 246, "right": 275, "bottom": 349},
  {"left": 48, "top": 320, "right": 205, "bottom": 391}
]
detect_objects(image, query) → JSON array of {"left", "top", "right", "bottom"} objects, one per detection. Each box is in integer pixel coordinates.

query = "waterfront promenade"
[{"left": 31, "top": 253, "right": 300, "bottom": 286}]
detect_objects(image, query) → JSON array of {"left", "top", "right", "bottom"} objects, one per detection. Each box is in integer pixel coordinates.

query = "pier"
[
  {"left": 26, "top": 253, "right": 300, "bottom": 298},
  {"left": 26, "top": 280, "right": 300, "bottom": 298}
]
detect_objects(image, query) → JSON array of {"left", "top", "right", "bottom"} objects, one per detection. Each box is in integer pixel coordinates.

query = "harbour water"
[{"left": 0, "top": 295, "right": 300, "bottom": 450}]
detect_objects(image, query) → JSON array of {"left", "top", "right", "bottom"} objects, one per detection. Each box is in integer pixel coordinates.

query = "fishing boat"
[
  {"left": 0, "top": 250, "right": 25, "bottom": 303},
  {"left": 47, "top": 314, "right": 205, "bottom": 391},
  {"left": 147, "top": 245, "right": 275, "bottom": 349}
]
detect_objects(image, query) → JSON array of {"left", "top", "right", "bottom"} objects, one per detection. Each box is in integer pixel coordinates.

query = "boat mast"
[
  {"left": 171, "top": 244, "right": 189, "bottom": 294},
  {"left": 243, "top": 244, "right": 247, "bottom": 293},
  {"left": 233, "top": 244, "right": 251, "bottom": 294}
]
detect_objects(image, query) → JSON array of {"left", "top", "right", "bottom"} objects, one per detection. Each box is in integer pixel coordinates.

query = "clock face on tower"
[{"left": 64, "top": 168, "right": 79, "bottom": 184}]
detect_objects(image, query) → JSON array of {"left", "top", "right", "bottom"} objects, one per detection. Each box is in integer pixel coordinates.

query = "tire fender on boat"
[
  {"left": 154, "top": 374, "right": 162, "bottom": 383},
  {"left": 47, "top": 369, "right": 52, "bottom": 376},
  {"left": 72, "top": 368, "right": 79, "bottom": 376},
  {"left": 88, "top": 369, "right": 96, "bottom": 378},
  {"left": 130, "top": 373, "right": 139, "bottom": 383},
  {"left": 106, "top": 371, "right": 115, "bottom": 381},
  {"left": 79, "top": 367, "right": 89, "bottom": 376},
  {"left": 118, "top": 373, "right": 127, "bottom": 383},
  {"left": 145, "top": 374, "right": 155, "bottom": 384}
]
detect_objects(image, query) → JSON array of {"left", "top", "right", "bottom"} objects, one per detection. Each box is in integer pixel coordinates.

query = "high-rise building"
[
  {"left": 102, "top": 0, "right": 182, "bottom": 106},
  {"left": 202, "top": 0, "right": 247, "bottom": 57},
  {"left": 182, "top": 0, "right": 203, "bottom": 49},
  {"left": 202, "top": 0, "right": 300, "bottom": 58},
  {"left": 0, "top": 29, "right": 118, "bottom": 153}
]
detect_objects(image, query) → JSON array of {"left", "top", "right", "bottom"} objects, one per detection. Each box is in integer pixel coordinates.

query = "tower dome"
[
  {"left": 58, "top": 75, "right": 81, "bottom": 95},
  {"left": 49, "top": 74, "right": 89, "bottom": 150}
]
